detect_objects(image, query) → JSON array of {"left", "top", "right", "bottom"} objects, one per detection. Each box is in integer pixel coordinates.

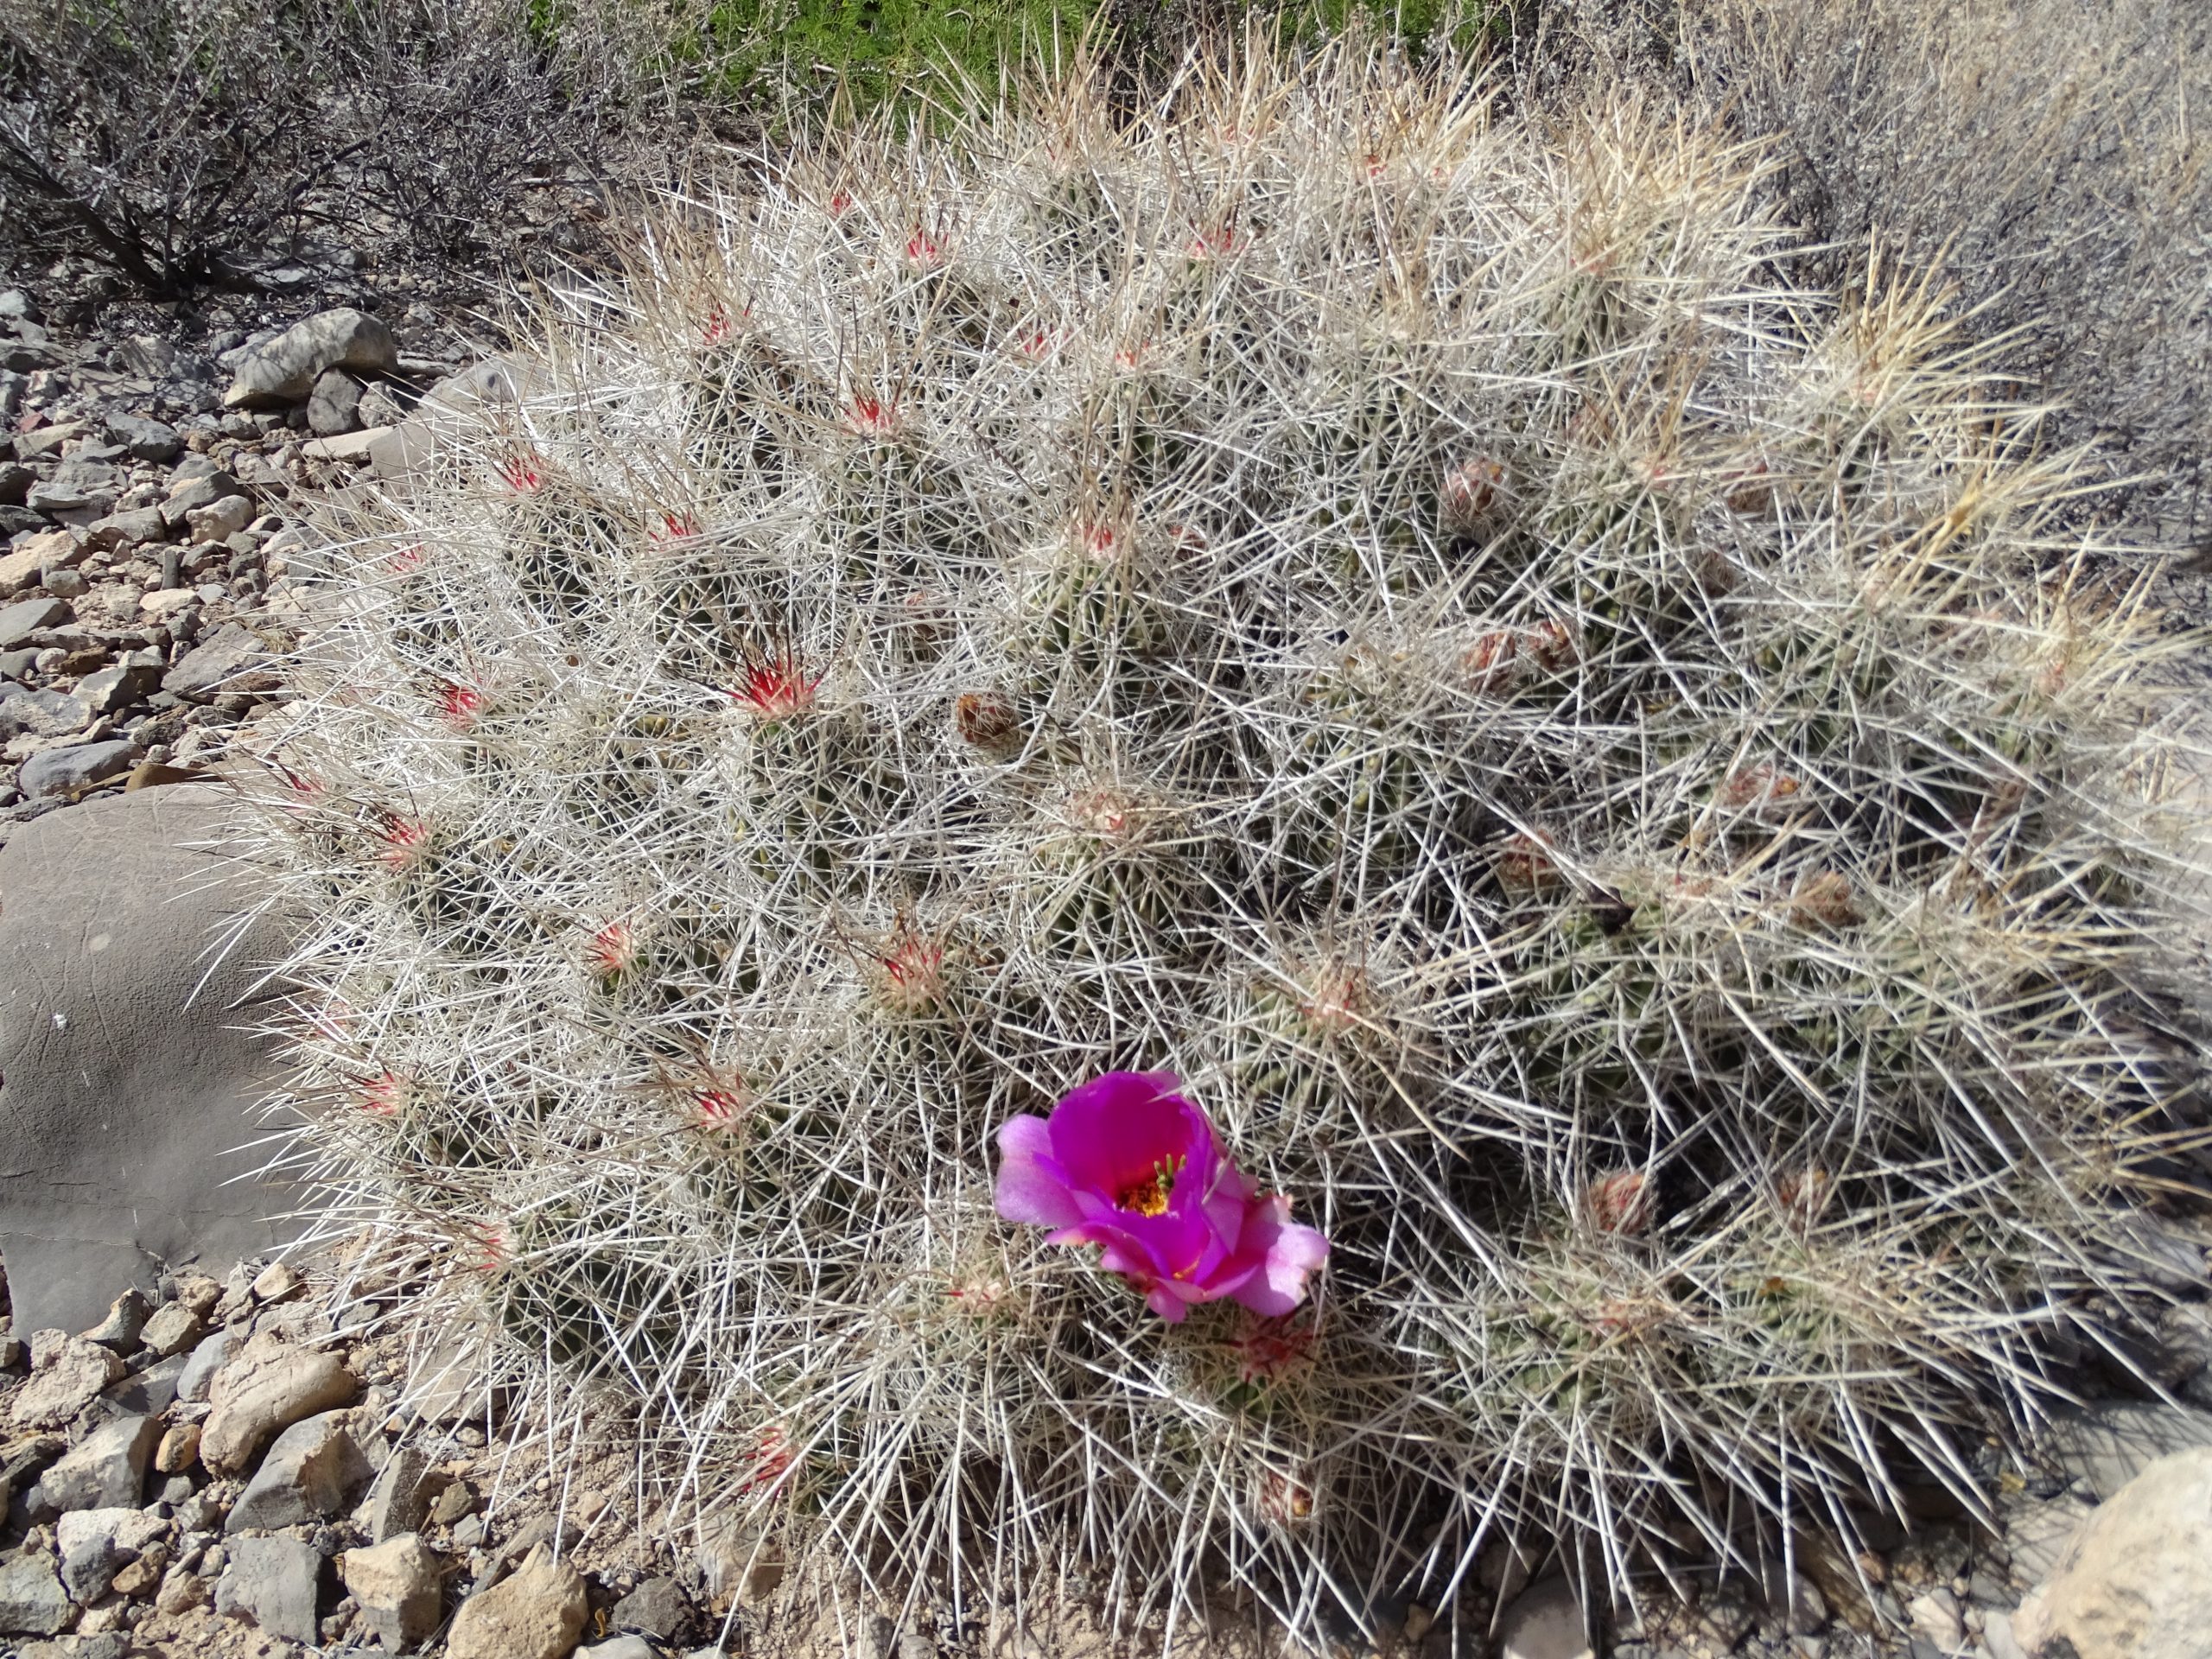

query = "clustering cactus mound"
[{"left": 252, "top": 43, "right": 2209, "bottom": 1642}]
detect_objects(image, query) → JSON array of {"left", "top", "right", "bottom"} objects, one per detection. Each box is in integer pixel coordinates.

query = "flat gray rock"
[
  {"left": 367, "top": 357, "right": 536, "bottom": 488},
  {"left": 0, "top": 1550, "right": 73, "bottom": 1635},
  {"left": 226, "top": 1408, "right": 371, "bottom": 1530},
  {"left": 213, "top": 1534, "right": 321, "bottom": 1643},
  {"left": 162, "top": 622, "right": 264, "bottom": 701},
  {"left": 177, "top": 1328, "right": 240, "bottom": 1403},
  {"left": 0, "top": 785, "right": 304, "bottom": 1333},
  {"left": 361, "top": 1444, "right": 432, "bottom": 1542},
  {"left": 0, "top": 597, "right": 68, "bottom": 650},
  {"left": 0, "top": 688, "right": 92, "bottom": 742},
  {"left": 18, "top": 740, "right": 136, "bottom": 801},
  {"left": 102, "top": 413, "right": 181, "bottom": 463},
  {"left": 612, "top": 1574, "right": 693, "bottom": 1642}
]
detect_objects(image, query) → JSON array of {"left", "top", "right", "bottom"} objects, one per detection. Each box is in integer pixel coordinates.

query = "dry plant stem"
[{"left": 239, "top": 37, "right": 2210, "bottom": 1648}]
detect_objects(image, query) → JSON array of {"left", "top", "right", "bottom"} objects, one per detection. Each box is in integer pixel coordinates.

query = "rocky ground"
[
  {"left": 0, "top": 277, "right": 505, "bottom": 837},
  {"left": 4, "top": 1238, "right": 2212, "bottom": 1659},
  {"left": 6, "top": 278, "right": 2212, "bottom": 1659},
  {"left": 0, "top": 1252, "right": 773, "bottom": 1659}
]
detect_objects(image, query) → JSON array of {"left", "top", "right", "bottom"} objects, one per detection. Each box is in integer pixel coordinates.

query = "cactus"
[{"left": 249, "top": 41, "right": 2209, "bottom": 1644}]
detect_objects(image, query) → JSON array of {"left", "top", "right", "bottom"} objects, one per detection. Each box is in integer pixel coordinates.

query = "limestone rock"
[
  {"left": 429, "top": 1477, "right": 477, "bottom": 1525},
  {"left": 41, "top": 1414, "right": 157, "bottom": 1512},
  {"left": 341, "top": 1532, "right": 446, "bottom": 1653},
  {"left": 201, "top": 1346, "right": 357, "bottom": 1474},
  {"left": 153, "top": 1564, "right": 206, "bottom": 1614},
  {"left": 152, "top": 1422, "right": 200, "bottom": 1476},
  {"left": 10, "top": 1332, "right": 124, "bottom": 1429},
  {"left": 300, "top": 425, "right": 386, "bottom": 464},
  {"left": 137, "top": 1300, "right": 206, "bottom": 1361},
  {"left": 250, "top": 1261, "right": 303, "bottom": 1303},
  {"left": 0, "top": 688, "right": 91, "bottom": 743},
  {"left": 2013, "top": 1445, "right": 2212, "bottom": 1659},
  {"left": 1909, "top": 1586, "right": 1965, "bottom": 1651},
  {"left": 224, "top": 308, "right": 398, "bottom": 408},
  {"left": 225, "top": 1408, "right": 372, "bottom": 1529},
  {"left": 159, "top": 469, "right": 243, "bottom": 527},
  {"left": 20, "top": 1637, "right": 129, "bottom": 1659},
  {"left": 183, "top": 493, "right": 252, "bottom": 545},
  {"left": 0, "top": 785, "right": 304, "bottom": 1336},
  {"left": 54, "top": 1509, "right": 162, "bottom": 1607},
  {"left": 446, "top": 1544, "right": 588, "bottom": 1659}
]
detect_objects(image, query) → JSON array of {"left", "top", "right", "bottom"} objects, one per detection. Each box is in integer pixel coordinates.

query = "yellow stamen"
[{"left": 1116, "top": 1156, "right": 1183, "bottom": 1216}]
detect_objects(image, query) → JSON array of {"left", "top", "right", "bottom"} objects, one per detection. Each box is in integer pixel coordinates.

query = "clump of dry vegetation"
[
  {"left": 1620, "top": 0, "right": 2212, "bottom": 541},
  {"left": 0, "top": 0, "right": 681, "bottom": 294}
]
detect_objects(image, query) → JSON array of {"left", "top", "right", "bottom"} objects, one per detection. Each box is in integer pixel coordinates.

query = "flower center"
[{"left": 1116, "top": 1156, "right": 1183, "bottom": 1217}]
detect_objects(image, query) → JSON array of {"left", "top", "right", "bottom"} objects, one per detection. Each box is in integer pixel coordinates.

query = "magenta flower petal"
[
  {"left": 993, "top": 1071, "right": 1329, "bottom": 1324},
  {"left": 995, "top": 1115, "right": 1083, "bottom": 1230},
  {"left": 1225, "top": 1195, "right": 1332, "bottom": 1318},
  {"left": 1046, "top": 1069, "right": 1211, "bottom": 1203}
]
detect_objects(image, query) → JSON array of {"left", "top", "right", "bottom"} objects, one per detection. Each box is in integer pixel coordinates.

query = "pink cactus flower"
[
  {"left": 1255, "top": 1466, "right": 1315, "bottom": 1525},
  {"left": 496, "top": 453, "right": 545, "bottom": 493},
  {"left": 359, "top": 1069, "right": 411, "bottom": 1118},
  {"left": 434, "top": 679, "right": 486, "bottom": 731},
  {"left": 720, "top": 643, "right": 820, "bottom": 722},
  {"left": 271, "top": 761, "right": 324, "bottom": 817},
  {"left": 873, "top": 927, "right": 948, "bottom": 1012},
  {"left": 904, "top": 228, "right": 945, "bottom": 270},
  {"left": 586, "top": 920, "right": 639, "bottom": 981},
  {"left": 691, "top": 1083, "right": 749, "bottom": 1131},
  {"left": 1184, "top": 223, "right": 1243, "bottom": 261},
  {"left": 741, "top": 1423, "right": 798, "bottom": 1492},
  {"left": 467, "top": 1223, "right": 510, "bottom": 1274},
  {"left": 995, "top": 1071, "right": 1329, "bottom": 1324},
  {"left": 843, "top": 393, "right": 900, "bottom": 439},
  {"left": 372, "top": 811, "right": 431, "bottom": 871}
]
